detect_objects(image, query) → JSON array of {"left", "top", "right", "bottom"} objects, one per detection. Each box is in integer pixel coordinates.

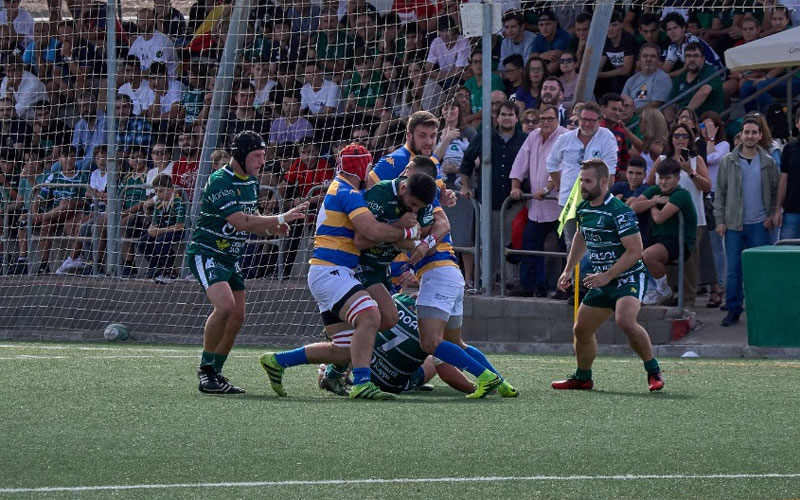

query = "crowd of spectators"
[{"left": 0, "top": 0, "right": 798, "bottom": 324}]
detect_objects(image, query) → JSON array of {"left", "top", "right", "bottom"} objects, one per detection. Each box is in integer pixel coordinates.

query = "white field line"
[
  {"left": 1, "top": 473, "right": 799, "bottom": 494},
  {"left": 0, "top": 354, "right": 253, "bottom": 360}
]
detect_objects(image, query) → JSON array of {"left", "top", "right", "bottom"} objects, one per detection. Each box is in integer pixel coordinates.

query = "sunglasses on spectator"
[
  {"left": 568, "top": 119, "right": 579, "bottom": 126},
  {"left": 559, "top": 58, "right": 575, "bottom": 64},
  {"left": 522, "top": 119, "right": 539, "bottom": 125},
  {"left": 672, "top": 133, "right": 690, "bottom": 139}
]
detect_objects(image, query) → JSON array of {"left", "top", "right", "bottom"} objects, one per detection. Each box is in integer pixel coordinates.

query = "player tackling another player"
[
  {"left": 188, "top": 131, "right": 308, "bottom": 394},
  {"left": 552, "top": 159, "right": 665, "bottom": 392}
]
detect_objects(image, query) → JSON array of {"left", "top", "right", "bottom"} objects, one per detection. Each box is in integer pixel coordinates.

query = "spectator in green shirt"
[
  {"left": 666, "top": 42, "right": 724, "bottom": 122},
  {"left": 462, "top": 47, "right": 504, "bottom": 127},
  {"left": 136, "top": 174, "right": 186, "bottom": 280}
]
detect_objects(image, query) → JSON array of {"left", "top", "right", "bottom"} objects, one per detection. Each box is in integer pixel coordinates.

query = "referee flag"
[{"left": 557, "top": 176, "right": 582, "bottom": 236}]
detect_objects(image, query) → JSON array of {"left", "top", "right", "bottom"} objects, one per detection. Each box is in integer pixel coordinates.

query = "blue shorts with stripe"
[{"left": 187, "top": 252, "right": 246, "bottom": 291}]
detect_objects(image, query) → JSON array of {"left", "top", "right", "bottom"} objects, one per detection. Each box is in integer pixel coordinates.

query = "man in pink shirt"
[{"left": 508, "top": 104, "right": 567, "bottom": 297}]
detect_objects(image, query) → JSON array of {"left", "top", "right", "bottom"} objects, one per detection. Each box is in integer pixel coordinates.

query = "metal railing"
[
  {"left": 448, "top": 195, "right": 481, "bottom": 291},
  {"left": 775, "top": 238, "right": 800, "bottom": 246},
  {"left": 499, "top": 193, "right": 566, "bottom": 296},
  {"left": 0, "top": 188, "right": 9, "bottom": 276}
]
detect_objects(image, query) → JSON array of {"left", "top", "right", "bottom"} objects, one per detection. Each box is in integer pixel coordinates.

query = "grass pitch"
[{"left": 2, "top": 341, "right": 800, "bottom": 499}]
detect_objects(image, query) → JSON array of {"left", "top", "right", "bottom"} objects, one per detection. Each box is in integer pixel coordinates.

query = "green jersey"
[
  {"left": 371, "top": 293, "right": 426, "bottom": 392},
  {"left": 120, "top": 171, "right": 148, "bottom": 210},
  {"left": 642, "top": 185, "right": 697, "bottom": 249},
  {"left": 152, "top": 194, "right": 186, "bottom": 229},
  {"left": 577, "top": 193, "right": 645, "bottom": 278},
  {"left": 359, "top": 179, "right": 434, "bottom": 268},
  {"left": 187, "top": 165, "right": 259, "bottom": 263},
  {"left": 39, "top": 170, "right": 87, "bottom": 204}
]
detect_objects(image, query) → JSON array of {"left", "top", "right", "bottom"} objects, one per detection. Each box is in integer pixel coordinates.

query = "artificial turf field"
[{"left": 2, "top": 341, "right": 800, "bottom": 500}]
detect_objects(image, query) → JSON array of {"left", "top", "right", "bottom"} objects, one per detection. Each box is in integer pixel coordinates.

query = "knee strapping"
[
  {"left": 345, "top": 295, "right": 378, "bottom": 325},
  {"left": 330, "top": 329, "right": 354, "bottom": 348}
]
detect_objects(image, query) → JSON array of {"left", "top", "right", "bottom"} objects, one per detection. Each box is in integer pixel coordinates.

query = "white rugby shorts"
[
  {"left": 416, "top": 266, "right": 465, "bottom": 317},
  {"left": 308, "top": 265, "right": 362, "bottom": 313}
]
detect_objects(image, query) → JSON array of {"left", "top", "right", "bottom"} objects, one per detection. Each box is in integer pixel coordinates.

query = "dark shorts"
[
  {"left": 375, "top": 366, "right": 426, "bottom": 394},
  {"left": 356, "top": 262, "right": 392, "bottom": 290},
  {"left": 652, "top": 236, "right": 692, "bottom": 263},
  {"left": 187, "top": 253, "right": 246, "bottom": 291},
  {"left": 582, "top": 271, "right": 648, "bottom": 310}
]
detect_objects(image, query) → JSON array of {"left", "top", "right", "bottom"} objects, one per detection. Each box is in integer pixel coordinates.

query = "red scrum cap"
[{"left": 337, "top": 143, "right": 373, "bottom": 182}]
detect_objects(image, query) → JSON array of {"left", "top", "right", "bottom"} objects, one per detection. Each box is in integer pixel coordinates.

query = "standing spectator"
[
  {"left": 498, "top": 12, "right": 533, "bottom": 74},
  {"left": 137, "top": 174, "right": 185, "bottom": 280},
  {"left": 646, "top": 123, "right": 712, "bottom": 307},
  {"left": 0, "top": 0, "right": 34, "bottom": 45},
  {"left": 636, "top": 109, "right": 669, "bottom": 171},
  {"left": 700, "top": 110, "right": 730, "bottom": 307},
  {"left": 300, "top": 60, "right": 339, "bottom": 117},
  {"left": 528, "top": 9, "right": 570, "bottom": 74},
  {"left": 459, "top": 101, "right": 527, "bottom": 279},
  {"left": 596, "top": 11, "right": 637, "bottom": 97},
  {"left": 71, "top": 91, "right": 106, "bottom": 171},
  {"left": 661, "top": 12, "right": 723, "bottom": 77},
  {"left": 129, "top": 8, "right": 179, "bottom": 76},
  {"left": 424, "top": 16, "right": 469, "bottom": 90},
  {"left": 666, "top": 43, "right": 724, "bottom": 122},
  {"left": 676, "top": 107, "right": 708, "bottom": 162},
  {"left": 514, "top": 56, "right": 547, "bottom": 113},
  {"left": 520, "top": 108, "right": 540, "bottom": 134},
  {"left": 434, "top": 101, "right": 476, "bottom": 288},
  {"left": 0, "top": 57, "right": 47, "bottom": 120},
  {"left": 546, "top": 102, "right": 618, "bottom": 250},
  {"left": 622, "top": 43, "right": 672, "bottom": 112},
  {"left": 714, "top": 117, "right": 780, "bottom": 327},
  {"left": 462, "top": 48, "right": 504, "bottom": 127},
  {"left": 599, "top": 93, "right": 630, "bottom": 174},
  {"left": 635, "top": 13, "right": 669, "bottom": 60},
  {"left": 632, "top": 158, "right": 698, "bottom": 305},
  {"left": 557, "top": 51, "right": 578, "bottom": 110},
  {"left": 509, "top": 104, "right": 567, "bottom": 296},
  {"left": 268, "top": 91, "right": 314, "bottom": 145},
  {"left": 777, "top": 113, "right": 800, "bottom": 241}
]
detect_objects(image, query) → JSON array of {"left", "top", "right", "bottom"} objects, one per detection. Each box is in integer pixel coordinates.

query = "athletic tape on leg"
[
  {"left": 345, "top": 296, "right": 378, "bottom": 325},
  {"left": 330, "top": 329, "right": 355, "bottom": 348}
]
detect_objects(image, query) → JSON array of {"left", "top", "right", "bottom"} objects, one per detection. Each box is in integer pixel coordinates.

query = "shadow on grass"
[
  {"left": 588, "top": 390, "right": 697, "bottom": 400},
  {"left": 211, "top": 390, "right": 505, "bottom": 405}
]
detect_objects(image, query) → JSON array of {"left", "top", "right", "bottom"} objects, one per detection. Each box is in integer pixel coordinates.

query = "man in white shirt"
[
  {"left": 0, "top": 59, "right": 47, "bottom": 120},
  {"left": 141, "top": 62, "right": 184, "bottom": 126},
  {"left": 129, "top": 8, "right": 179, "bottom": 77},
  {"left": 117, "top": 56, "right": 150, "bottom": 116},
  {"left": 546, "top": 101, "right": 618, "bottom": 249},
  {"left": 71, "top": 91, "right": 106, "bottom": 170},
  {"left": 299, "top": 60, "right": 339, "bottom": 116}
]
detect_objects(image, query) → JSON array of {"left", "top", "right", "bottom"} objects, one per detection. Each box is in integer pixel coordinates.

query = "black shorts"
[{"left": 652, "top": 236, "right": 691, "bottom": 263}]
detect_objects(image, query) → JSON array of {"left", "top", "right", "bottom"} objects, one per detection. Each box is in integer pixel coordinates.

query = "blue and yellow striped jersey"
[
  {"left": 370, "top": 144, "right": 443, "bottom": 187},
  {"left": 412, "top": 232, "right": 459, "bottom": 276},
  {"left": 310, "top": 176, "right": 370, "bottom": 268}
]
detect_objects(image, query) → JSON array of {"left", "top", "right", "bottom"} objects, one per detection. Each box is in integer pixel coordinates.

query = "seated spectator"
[
  {"left": 118, "top": 56, "right": 150, "bottom": 116},
  {"left": 568, "top": 12, "right": 590, "bottom": 65},
  {"left": 725, "top": 16, "right": 761, "bottom": 102},
  {"left": 248, "top": 16, "right": 300, "bottom": 66},
  {"left": 8, "top": 149, "right": 46, "bottom": 274},
  {"left": 153, "top": 0, "right": 187, "bottom": 41},
  {"left": 596, "top": 11, "right": 637, "bottom": 97},
  {"left": 71, "top": 91, "right": 106, "bottom": 171},
  {"left": 271, "top": 61, "right": 302, "bottom": 108},
  {"left": 171, "top": 127, "right": 201, "bottom": 199},
  {"left": 49, "top": 21, "right": 103, "bottom": 103},
  {"left": 114, "top": 94, "right": 152, "bottom": 153},
  {"left": 20, "top": 22, "right": 54, "bottom": 78},
  {"left": 220, "top": 83, "right": 266, "bottom": 147},
  {"left": 611, "top": 155, "right": 649, "bottom": 205},
  {"left": 26, "top": 145, "right": 87, "bottom": 275},
  {"left": 462, "top": 48, "right": 504, "bottom": 126},
  {"left": 250, "top": 58, "right": 276, "bottom": 115},
  {"left": 0, "top": 95, "right": 31, "bottom": 149},
  {"left": 136, "top": 174, "right": 185, "bottom": 280},
  {"left": 0, "top": 0, "right": 34, "bottom": 46},
  {"left": 180, "top": 62, "right": 208, "bottom": 125},
  {"left": 145, "top": 141, "right": 174, "bottom": 193},
  {"left": 300, "top": 60, "right": 339, "bottom": 116},
  {"left": 344, "top": 53, "right": 385, "bottom": 119},
  {"left": 424, "top": 16, "right": 469, "bottom": 90},
  {"left": 557, "top": 50, "right": 578, "bottom": 109},
  {"left": 349, "top": 9, "right": 380, "bottom": 57},
  {"left": 129, "top": 8, "right": 178, "bottom": 76},
  {"left": 0, "top": 57, "right": 48, "bottom": 120},
  {"left": 631, "top": 157, "right": 697, "bottom": 305},
  {"left": 269, "top": 91, "right": 313, "bottom": 144},
  {"left": 119, "top": 146, "right": 152, "bottom": 277},
  {"left": 498, "top": 11, "right": 533, "bottom": 74},
  {"left": 514, "top": 56, "right": 548, "bottom": 113},
  {"left": 661, "top": 12, "right": 723, "bottom": 77},
  {"left": 520, "top": 108, "right": 540, "bottom": 134},
  {"left": 314, "top": 7, "right": 354, "bottom": 77},
  {"left": 501, "top": 53, "right": 524, "bottom": 97},
  {"left": 622, "top": 43, "right": 672, "bottom": 113},
  {"left": 635, "top": 13, "right": 669, "bottom": 60},
  {"left": 31, "top": 100, "right": 70, "bottom": 169},
  {"left": 529, "top": 9, "right": 571, "bottom": 75},
  {"left": 761, "top": 3, "right": 792, "bottom": 38},
  {"left": 666, "top": 42, "right": 724, "bottom": 122},
  {"left": 285, "top": 0, "right": 320, "bottom": 46},
  {"left": 142, "top": 62, "right": 185, "bottom": 135}
]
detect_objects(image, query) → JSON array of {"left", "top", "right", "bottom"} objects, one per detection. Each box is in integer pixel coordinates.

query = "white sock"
[{"left": 654, "top": 276, "right": 669, "bottom": 291}]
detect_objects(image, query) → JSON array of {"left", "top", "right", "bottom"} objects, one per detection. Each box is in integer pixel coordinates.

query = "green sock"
[
  {"left": 212, "top": 353, "right": 228, "bottom": 374},
  {"left": 575, "top": 368, "right": 592, "bottom": 380},
  {"left": 643, "top": 358, "right": 660, "bottom": 374},
  {"left": 325, "top": 363, "right": 348, "bottom": 380},
  {"left": 200, "top": 350, "right": 215, "bottom": 367}
]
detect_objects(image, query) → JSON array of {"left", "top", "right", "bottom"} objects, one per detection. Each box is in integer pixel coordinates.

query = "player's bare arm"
[
  {"left": 558, "top": 229, "right": 587, "bottom": 291},
  {"left": 225, "top": 201, "right": 309, "bottom": 236}
]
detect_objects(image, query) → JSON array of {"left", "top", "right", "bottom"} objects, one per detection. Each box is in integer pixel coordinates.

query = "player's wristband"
[
  {"left": 423, "top": 234, "right": 437, "bottom": 248},
  {"left": 277, "top": 214, "right": 285, "bottom": 225},
  {"left": 403, "top": 226, "right": 419, "bottom": 239}
]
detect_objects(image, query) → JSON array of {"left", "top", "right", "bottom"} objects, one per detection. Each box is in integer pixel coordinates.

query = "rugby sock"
[
  {"left": 274, "top": 347, "right": 308, "bottom": 368},
  {"left": 325, "top": 363, "right": 348, "bottom": 380},
  {"left": 434, "top": 341, "right": 487, "bottom": 378},
  {"left": 575, "top": 368, "right": 592, "bottom": 380},
  {"left": 200, "top": 350, "right": 215, "bottom": 367},
  {"left": 643, "top": 358, "right": 660, "bottom": 375},
  {"left": 352, "top": 367, "right": 371, "bottom": 386},
  {"left": 464, "top": 345, "right": 499, "bottom": 375},
  {"left": 212, "top": 353, "right": 227, "bottom": 374}
]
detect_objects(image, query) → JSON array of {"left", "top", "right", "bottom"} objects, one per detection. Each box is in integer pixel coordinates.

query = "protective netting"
[{"left": 0, "top": 0, "right": 795, "bottom": 342}]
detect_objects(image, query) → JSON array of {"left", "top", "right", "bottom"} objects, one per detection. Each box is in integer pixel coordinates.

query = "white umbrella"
[{"left": 724, "top": 26, "right": 800, "bottom": 71}]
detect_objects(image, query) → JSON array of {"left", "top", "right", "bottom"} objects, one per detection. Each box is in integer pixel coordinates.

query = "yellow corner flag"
[{"left": 557, "top": 176, "right": 582, "bottom": 236}]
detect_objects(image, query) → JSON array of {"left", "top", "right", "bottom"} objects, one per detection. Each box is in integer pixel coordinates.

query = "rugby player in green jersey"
[
  {"left": 552, "top": 159, "right": 665, "bottom": 392},
  {"left": 187, "top": 131, "right": 308, "bottom": 394}
]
